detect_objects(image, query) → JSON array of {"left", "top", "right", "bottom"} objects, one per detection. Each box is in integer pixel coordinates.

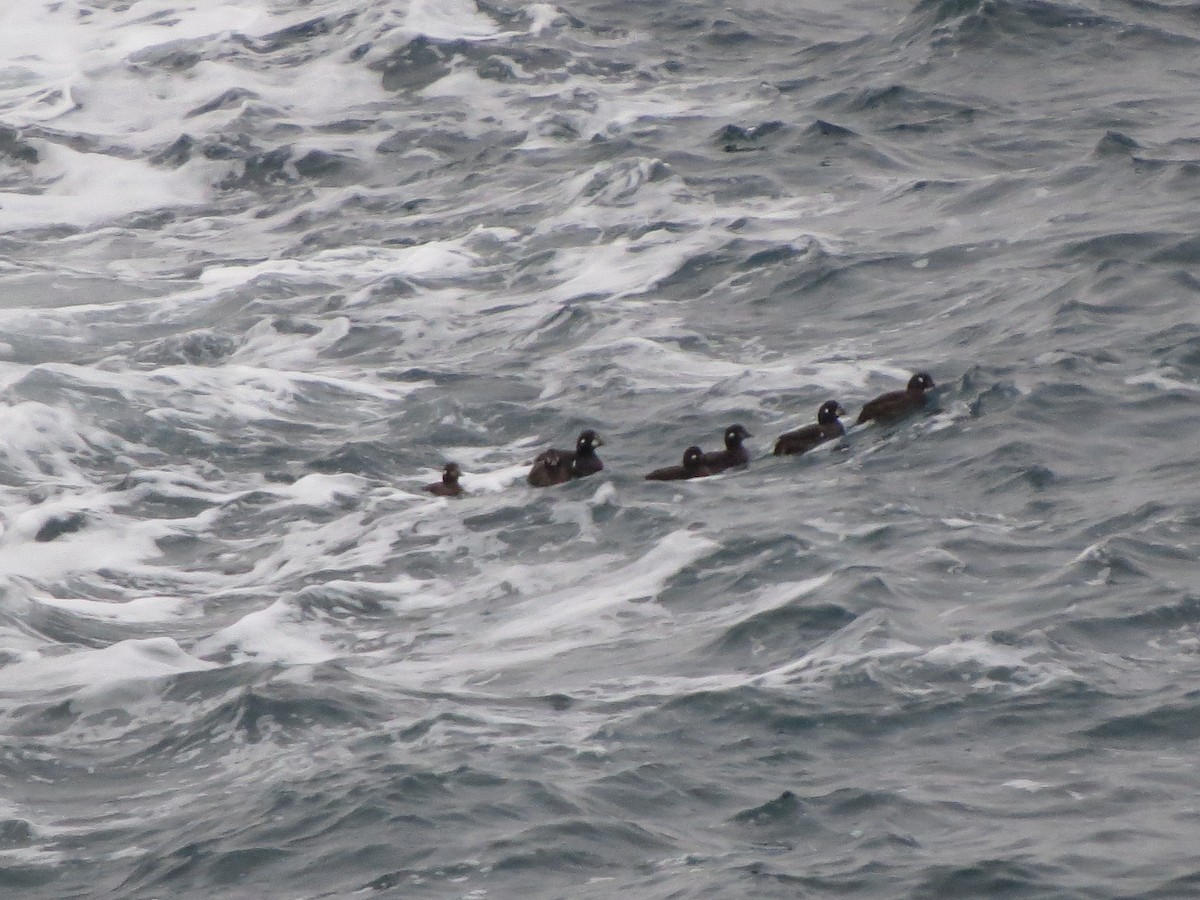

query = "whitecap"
[
  {"left": 33, "top": 593, "right": 190, "bottom": 623},
  {"left": 1, "top": 636, "right": 214, "bottom": 694},
  {"left": 0, "top": 143, "right": 210, "bottom": 232},
  {"left": 401, "top": 0, "right": 509, "bottom": 42},
  {"left": 1003, "top": 779, "right": 1052, "bottom": 792},
  {"left": 195, "top": 598, "right": 336, "bottom": 665},
  {"left": 367, "top": 529, "right": 719, "bottom": 686},
  {"left": 199, "top": 242, "right": 482, "bottom": 290},
  {"left": 754, "top": 610, "right": 922, "bottom": 686},
  {"left": 692, "top": 574, "right": 834, "bottom": 635},
  {"left": 1127, "top": 369, "right": 1199, "bottom": 393},
  {"left": 267, "top": 473, "right": 365, "bottom": 507}
]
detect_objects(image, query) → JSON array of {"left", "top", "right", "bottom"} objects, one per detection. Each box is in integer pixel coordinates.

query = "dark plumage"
[
  {"left": 527, "top": 449, "right": 570, "bottom": 487},
  {"left": 701, "top": 424, "right": 752, "bottom": 473},
  {"left": 527, "top": 430, "right": 605, "bottom": 487},
  {"left": 423, "top": 462, "right": 464, "bottom": 497},
  {"left": 645, "top": 446, "right": 712, "bottom": 481},
  {"left": 856, "top": 372, "right": 935, "bottom": 424},
  {"left": 569, "top": 429, "right": 605, "bottom": 478},
  {"left": 773, "top": 400, "right": 847, "bottom": 456}
]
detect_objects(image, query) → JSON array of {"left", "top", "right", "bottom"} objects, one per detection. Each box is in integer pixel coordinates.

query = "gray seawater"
[{"left": 2, "top": 0, "right": 1200, "bottom": 897}]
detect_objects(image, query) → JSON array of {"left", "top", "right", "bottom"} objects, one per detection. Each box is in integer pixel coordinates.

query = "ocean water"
[{"left": 2, "top": 0, "right": 1200, "bottom": 897}]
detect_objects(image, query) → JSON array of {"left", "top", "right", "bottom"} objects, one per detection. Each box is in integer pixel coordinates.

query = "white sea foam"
[
  {"left": 219, "top": 508, "right": 397, "bottom": 589},
  {"left": 0, "top": 145, "right": 211, "bottom": 232},
  {"left": 0, "top": 514, "right": 170, "bottom": 582},
  {"left": 6, "top": 494, "right": 102, "bottom": 541},
  {"left": 401, "top": 0, "right": 510, "bottom": 41},
  {"left": 523, "top": 4, "right": 563, "bottom": 35},
  {"left": 269, "top": 473, "right": 365, "bottom": 507},
  {"left": 1127, "top": 369, "right": 1200, "bottom": 393},
  {"left": 805, "top": 518, "right": 891, "bottom": 540},
  {"left": 0, "top": 0, "right": 395, "bottom": 243},
  {"left": 917, "top": 638, "right": 1077, "bottom": 692},
  {"left": 754, "top": 610, "right": 921, "bottom": 686},
  {"left": 1, "top": 636, "right": 213, "bottom": 694},
  {"left": 195, "top": 598, "right": 337, "bottom": 665},
  {"left": 200, "top": 243, "right": 483, "bottom": 291},
  {"left": 1003, "top": 779, "right": 1052, "bottom": 792},
  {"left": 693, "top": 574, "right": 833, "bottom": 636},
  {"left": 0, "top": 402, "right": 121, "bottom": 486},
  {"left": 33, "top": 593, "right": 191, "bottom": 622},
  {"left": 230, "top": 317, "right": 353, "bottom": 368},
  {"left": 543, "top": 231, "right": 712, "bottom": 304},
  {"left": 312, "top": 576, "right": 454, "bottom": 614},
  {"left": 368, "top": 529, "right": 718, "bottom": 687}
]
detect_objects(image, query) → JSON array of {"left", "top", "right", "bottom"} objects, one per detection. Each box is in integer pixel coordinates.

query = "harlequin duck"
[
  {"left": 423, "top": 462, "right": 464, "bottom": 497},
  {"left": 527, "top": 430, "right": 605, "bottom": 487},
  {"left": 527, "top": 449, "right": 569, "bottom": 487},
  {"left": 645, "top": 445, "right": 712, "bottom": 481},
  {"left": 773, "top": 400, "right": 847, "bottom": 456},
  {"left": 856, "top": 372, "right": 934, "bottom": 424},
  {"left": 701, "top": 424, "right": 752, "bottom": 473}
]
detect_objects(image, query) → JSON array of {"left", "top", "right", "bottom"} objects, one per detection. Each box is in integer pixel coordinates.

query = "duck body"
[
  {"left": 773, "top": 401, "right": 847, "bottom": 456},
  {"left": 527, "top": 449, "right": 572, "bottom": 487},
  {"left": 856, "top": 372, "right": 935, "bottom": 424},
  {"left": 701, "top": 424, "right": 752, "bottom": 473},
  {"left": 527, "top": 430, "right": 605, "bottom": 487},
  {"left": 569, "top": 430, "right": 605, "bottom": 478},
  {"left": 646, "top": 446, "right": 712, "bottom": 481},
  {"left": 424, "top": 462, "right": 465, "bottom": 497}
]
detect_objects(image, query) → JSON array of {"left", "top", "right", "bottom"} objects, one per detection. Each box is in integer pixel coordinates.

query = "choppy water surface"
[{"left": 2, "top": 0, "right": 1200, "bottom": 897}]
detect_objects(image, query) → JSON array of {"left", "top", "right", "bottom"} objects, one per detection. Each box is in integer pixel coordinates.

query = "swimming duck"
[
  {"left": 527, "top": 430, "right": 605, "bottom": 486},
  {"left": 423, "top": 462, "right": 465, "bottom": 497},
  {"left": 701, "top": 424, "right": 752, "bottom": 473},
  {"left": 645, "top": 445, "right": 712, "bottom": 481},
  {"left": 856, "top": 373, "right": 935, "bottom": 424},
  {"left": 773, "top": 400, "right": 847, "bottom": 456}
]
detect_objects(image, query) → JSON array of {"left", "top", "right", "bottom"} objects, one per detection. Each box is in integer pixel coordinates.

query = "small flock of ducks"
[{"left": 424, "top": 372, "right": 935, "bottom": 497}]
